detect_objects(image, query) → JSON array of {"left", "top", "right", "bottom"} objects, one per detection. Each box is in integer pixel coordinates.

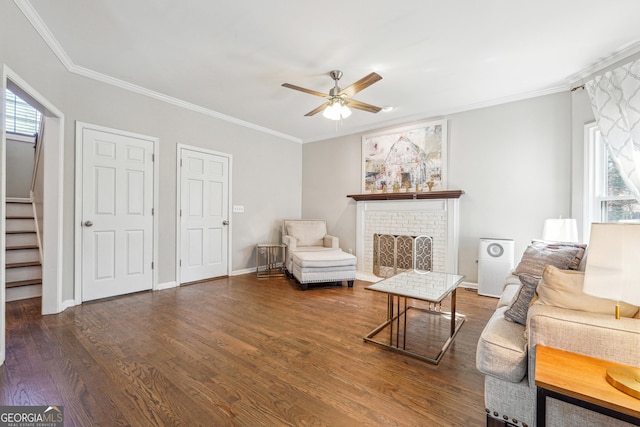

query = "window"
[
  {"left": 5, "top": 89, "right": 42, "bottom": 136},
  {"left": 584, "top": 123, "right": 640, "bottom": 233}
]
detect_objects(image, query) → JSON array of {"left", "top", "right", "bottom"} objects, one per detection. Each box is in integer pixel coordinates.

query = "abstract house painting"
[{"left": 361, "top": 120, "right": 448, "bottom": 193}]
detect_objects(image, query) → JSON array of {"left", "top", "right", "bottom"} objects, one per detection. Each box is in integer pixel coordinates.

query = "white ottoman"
[{"left": 291, "top": 250, "right": 357, "bottom": 290}]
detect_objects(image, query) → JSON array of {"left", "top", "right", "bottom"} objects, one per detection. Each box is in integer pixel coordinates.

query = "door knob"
[
  {"left": 222, "top": 220, "right": 229, "bottom": 226},
  {"left": 84, "top": 220, "right": 93, "bottom": 227}
]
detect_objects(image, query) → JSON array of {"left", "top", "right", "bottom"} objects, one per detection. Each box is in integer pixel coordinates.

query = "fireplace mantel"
[{"left": 347, "top": 190, "right": 464, "bottom": 202}]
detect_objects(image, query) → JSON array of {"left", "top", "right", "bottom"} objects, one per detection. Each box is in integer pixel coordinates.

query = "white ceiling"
[{"left": 21, "top": 0, "right": 640, "bottom": 142}]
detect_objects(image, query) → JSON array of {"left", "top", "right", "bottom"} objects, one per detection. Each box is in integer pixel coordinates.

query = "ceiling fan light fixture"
[
  {"left": 323, "top": 98, "right": 351, "bottom": 120},
  {"left": 283, "top": 70, "right": 382, "bottom": 118}
]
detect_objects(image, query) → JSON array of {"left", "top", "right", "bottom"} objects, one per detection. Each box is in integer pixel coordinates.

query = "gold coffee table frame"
[{"left": 364, "top": 270, "right": 465, "bottom": 364}]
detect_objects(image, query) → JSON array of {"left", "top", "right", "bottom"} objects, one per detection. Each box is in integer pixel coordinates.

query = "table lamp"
[
  {"left": 582, "top": 222, "right": 640, "bottom": 399},
  {"left": 542, "top": 218, "right": 579, "bottom": 242}
]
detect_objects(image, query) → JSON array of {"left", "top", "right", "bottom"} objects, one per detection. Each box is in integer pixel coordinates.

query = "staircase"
[{"left": 6, "top": 200, "right": 42, "bottom": 302}]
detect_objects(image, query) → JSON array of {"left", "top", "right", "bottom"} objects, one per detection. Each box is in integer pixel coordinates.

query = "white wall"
[
  {"left": 302, "top": 92, "right": 573, "bottom": 282},
  {"left": 6, "top": 136, "right": 35, "bottom": 198},
  {"left": 1, "top": 1, "right": 302, "bottom": 300}
]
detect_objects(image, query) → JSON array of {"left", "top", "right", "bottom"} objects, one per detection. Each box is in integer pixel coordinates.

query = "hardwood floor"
[{"left": 1, "top": 275, "right": 497, "bottom": 426}]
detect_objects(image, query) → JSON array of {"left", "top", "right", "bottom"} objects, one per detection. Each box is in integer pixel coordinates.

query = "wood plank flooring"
[{"left": 1, "top": 274, "right": 497, "bottom": 426}]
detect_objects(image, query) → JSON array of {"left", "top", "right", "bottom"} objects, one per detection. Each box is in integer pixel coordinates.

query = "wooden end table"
[{"left": 535, "top": 345, "right": 640, "bottom": 426}]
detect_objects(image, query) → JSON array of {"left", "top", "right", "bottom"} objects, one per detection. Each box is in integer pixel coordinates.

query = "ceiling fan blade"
[
  {"left": 305, "top": 102, "right": 329, "bottom": 116},
  {"left": 339, "top": 72, "right": 382, "bottom": 98},
  {"left": 346, "top": 99, "right": 382, "bottom": 114},
  {"left": 282, "top": 83, "right": 328, "bottom": 98}
]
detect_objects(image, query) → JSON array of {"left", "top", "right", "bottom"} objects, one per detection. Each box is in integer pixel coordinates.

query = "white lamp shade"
[
  {"left": 583, "top": 222, "right": 640, "bottom": 305},
  {"left": 542, "top": 218, "right": 579, "bottom": 243}
]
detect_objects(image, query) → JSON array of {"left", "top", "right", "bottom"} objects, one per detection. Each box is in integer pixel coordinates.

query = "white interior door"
[
  {"left": 180, "top": 148, "right": 229, "bottom": 283},
  {"left": 81, "top": 128, "right": 154, "bottom": 301}
]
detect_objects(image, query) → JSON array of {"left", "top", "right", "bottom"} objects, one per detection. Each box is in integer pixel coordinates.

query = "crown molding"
[
  {"left": 565, "top": 41, "right": 640, "bottom": 85},
  {"left": 13, "top": 0, "right": 302, "bottom": 144}
]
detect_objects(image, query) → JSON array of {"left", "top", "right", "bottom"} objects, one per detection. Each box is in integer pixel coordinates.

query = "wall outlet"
[{"left": 233, "top": 205, "right": 245, "bottom": 213}]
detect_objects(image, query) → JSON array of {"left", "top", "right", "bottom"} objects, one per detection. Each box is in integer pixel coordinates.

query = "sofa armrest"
[
  {"left": 526, "top": 302, "right": 640, "bottom": 387},
  {"left": 283, "top": 235, "right": 297, "bottom": 272},
  {"left": 283, "top": 235, "right": 297, "bottom": 251},
  {"left": 324, "top": 234, "right": 339, "bottom": 248}
]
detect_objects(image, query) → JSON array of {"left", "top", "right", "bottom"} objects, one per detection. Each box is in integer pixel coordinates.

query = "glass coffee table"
[{"left": 364, "top": 270, "right": 465, "bottom": 364}]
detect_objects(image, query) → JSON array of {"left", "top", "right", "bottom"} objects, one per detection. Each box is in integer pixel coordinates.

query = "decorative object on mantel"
[
  {"left": 361, "top": 120, "right": 448, "bottom": 193},
  {"left": 346, "top": 189, "right": 464, "bottom": 202}
]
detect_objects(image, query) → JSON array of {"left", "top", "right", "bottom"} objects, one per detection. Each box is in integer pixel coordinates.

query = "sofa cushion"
[
  {"left": 514, "top": 240, "right": 586, "bottom": 277},
  {"left": 535, "top": 265, "right": 639, "bottom": 318},
  {"left": 286, "top": 221, "right": 327, "bottom": 246},
  {"left": 476, "top": 306, "right": 528, "bottom": 383},
  {"left": 504, "top": 274, "right": 539, "bottom": 325}
]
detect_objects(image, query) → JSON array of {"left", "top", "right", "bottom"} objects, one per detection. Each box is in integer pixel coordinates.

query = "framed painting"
[{"left": 361, "top": 119, "right": 448, "bottom": 193}]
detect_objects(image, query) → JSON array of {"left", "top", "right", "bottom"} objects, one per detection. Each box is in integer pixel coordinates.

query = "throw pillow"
[
  {"left": 535, "top": 265, "right": 639, "bottom": 318},
  {"left": 514, "top": 240, "right": 586, "bottom": 278},
  {"left": 504, "top": 274, "right": 540, "bottom": 325}
]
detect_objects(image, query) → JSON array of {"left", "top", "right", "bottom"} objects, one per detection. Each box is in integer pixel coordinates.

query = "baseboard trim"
[
  {"left": 60, "top": 299, "right": 76, "bottom": 312},
  {"left": 461, "top": 281, "right": 478, "bottom": 290},
  {"left": 156, "top": 281, "right": 177, "bottom": 291},
  {"left": 231, "top": 267, "right": 255, "bottom": 276}
]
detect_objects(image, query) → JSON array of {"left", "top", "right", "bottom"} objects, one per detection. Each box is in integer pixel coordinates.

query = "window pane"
[
  {"left": 4, "top": 89, "right": 41, "bottom": 136},
  {"left": 606, "top": 156, "right": 634, "bottom": 197},
  {"left": 602, "top": 200, "right": 640, "bottom": 222}
]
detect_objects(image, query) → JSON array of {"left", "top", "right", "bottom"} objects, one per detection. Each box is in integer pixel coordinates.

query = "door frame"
[
  {"left": 1, "top": 66, "right": 65, "bottom": 365},
  {"left": 74, "top": 122, "right": 159, "bottom": 303},
  {"left": 175, "top": 144, "right": 233, "bottom": 284}
]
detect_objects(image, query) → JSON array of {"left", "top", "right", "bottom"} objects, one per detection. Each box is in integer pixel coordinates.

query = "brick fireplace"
[{"left": 349, "top": 191, "right": 462, "bottom": 279}]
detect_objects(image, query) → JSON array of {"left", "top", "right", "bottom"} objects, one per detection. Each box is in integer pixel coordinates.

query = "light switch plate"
[{"left": 233, "top": 205, "right": 245, "bottom": 213}]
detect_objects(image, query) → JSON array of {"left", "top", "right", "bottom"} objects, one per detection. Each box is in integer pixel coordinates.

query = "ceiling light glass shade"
[
  {"left": 323, "top": 99, "right": 351, "bottom": 120},
  {"left": 340, "top": 104, "right": 352, "bottom": 118}
]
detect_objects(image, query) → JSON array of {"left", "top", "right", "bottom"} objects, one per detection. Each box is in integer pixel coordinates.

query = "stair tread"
[
  {"left": 6, "top": 279, "right": 41, "bottom": 288},
  {"left": 6, "top": 216, "right": 34, "bottom": 219},
  {"left": 6, "top": 230, "right": 36, "bottom": 234},
  {"left": 6, "top": 245, "right": 39, "bottom": 250},
  {"left": 6, "top": 261, "right": 41, "bottom": 268}
]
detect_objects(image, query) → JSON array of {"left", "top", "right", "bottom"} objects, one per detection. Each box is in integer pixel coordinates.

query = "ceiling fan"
[{"left": 282, "top": 70, "right": 382, "bottom": 120}]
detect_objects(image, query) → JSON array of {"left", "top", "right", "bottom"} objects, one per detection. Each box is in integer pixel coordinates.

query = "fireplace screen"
[{"left": 373, "top": 234, "right": 433, "bottom": 277}]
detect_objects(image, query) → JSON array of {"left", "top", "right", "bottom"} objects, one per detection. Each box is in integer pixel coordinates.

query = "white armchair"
[{"left": 282, "top": 219, "right": 339, "bottom": 273}]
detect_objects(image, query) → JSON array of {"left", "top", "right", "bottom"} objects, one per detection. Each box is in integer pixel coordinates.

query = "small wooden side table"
[
  {"left": 256, "top": 243, "right": 286, "bottom": 278},
  {"left": 535, "top": 345, "right": 640, "bottom": 426}
]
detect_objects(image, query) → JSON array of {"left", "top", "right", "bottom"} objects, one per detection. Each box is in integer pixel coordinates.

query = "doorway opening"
[{"left": 2, "top": 66, "right": 65, "bottom": 365}]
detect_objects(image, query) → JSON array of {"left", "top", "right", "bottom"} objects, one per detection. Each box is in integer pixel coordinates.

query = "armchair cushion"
[{"left": 286, "top": 221, "right": 327, "bottom": 247}]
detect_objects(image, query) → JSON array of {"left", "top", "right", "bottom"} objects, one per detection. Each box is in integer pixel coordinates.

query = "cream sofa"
[{"left": 476, "top": 242, "right": 640, "bottom": 427}]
